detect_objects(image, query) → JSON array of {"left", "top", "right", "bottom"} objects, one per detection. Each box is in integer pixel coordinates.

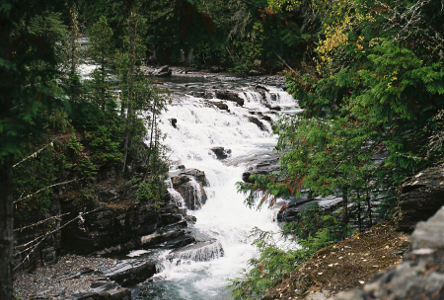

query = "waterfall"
[
  {"left": 141, "top": 76, "right": 299, "bottom": 299},
  {"left": 188, "top": 177, "right": 203, "bottom": 210},
  {"left": 165, "top": 178, "right": 186, "bottom": 207}
]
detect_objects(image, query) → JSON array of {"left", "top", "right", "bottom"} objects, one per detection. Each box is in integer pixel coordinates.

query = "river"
[{"left": 132, "top": 74, "right": 299, "bottom": 300}]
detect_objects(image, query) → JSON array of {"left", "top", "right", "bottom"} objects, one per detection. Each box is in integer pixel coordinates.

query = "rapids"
[{"left": 137, "top": 75, "right": 300, "bottom": 300}]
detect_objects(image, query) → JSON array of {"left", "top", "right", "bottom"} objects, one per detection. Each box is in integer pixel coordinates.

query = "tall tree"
[{"left": 0, "top": 2, "right": 66, "bottom": 299}]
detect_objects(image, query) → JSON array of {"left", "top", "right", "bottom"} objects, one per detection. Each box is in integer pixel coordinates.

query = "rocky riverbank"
[
  {"left": 265, "top": 164, "right": 444, "bottom": 300},
  {"left": 141, "top": 65, "right": 287, "bottom": 89},
  {"left": 13, "top": 162, "right": 211, "bottom": 299}
]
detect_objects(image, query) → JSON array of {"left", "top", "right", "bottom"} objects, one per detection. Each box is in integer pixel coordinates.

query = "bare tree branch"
[
  {"left": 12, "top": 141, "right": 54, "bottom": 168},
  {"left": 14, "top": 212, "right": 71, "bottom": 232},
  {"left": 14, "top": 179, "right": 77, "bottom": 204},
  {"left": 14, "top": 208, "right": 101, "bottom": 270}
]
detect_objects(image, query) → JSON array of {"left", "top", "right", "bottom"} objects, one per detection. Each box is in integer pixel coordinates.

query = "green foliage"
[
  {"left": 78, "top": 158, "right": 97, "bottom": 181},
  {"left": 85, "top": 126, "right": 122, "bottom": 165},
  {"left": 239, "top": 0, "right": 444, "bottom": 225},
  {"left": 145, "top": 0, "right": 320, "bottom": 70},
  {"left": 66, "top": 133, "right": 82, "bottom": 157},
  {"left": 13, "top": 145, "right": 58, "bottom": 221},
  {"left": 282, "top": 202, "right": 352, "bottom": 242},
  {"left": 136, "top": 175, "right": 166, "bottom": 210},
  {"left": 0, "top": 7, "right": 67, "bottom": 162}
]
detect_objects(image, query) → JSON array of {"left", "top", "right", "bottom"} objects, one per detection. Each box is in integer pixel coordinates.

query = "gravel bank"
[{"left": 14, "top": 254, "right": 117, "bottom": 299}]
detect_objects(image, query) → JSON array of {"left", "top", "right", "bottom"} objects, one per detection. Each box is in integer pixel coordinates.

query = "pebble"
[{"left": 13, "top": 254, "right": 116, "bottom": 299}]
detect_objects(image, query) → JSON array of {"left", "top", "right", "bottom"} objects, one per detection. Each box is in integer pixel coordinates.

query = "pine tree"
[
  {"left": 0, "top": 2, "right": 66, "bottom": 298},
  {"left": 87, "top": 15, "right": 116, "bottom": 113}
]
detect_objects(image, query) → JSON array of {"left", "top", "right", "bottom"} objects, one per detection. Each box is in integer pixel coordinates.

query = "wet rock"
[
  {"left": 140, "top": 221, "right": 187, "bottom": 247},
  {"left": 161, "top": 213, "right": 183, "bottom": 225},
  {"left": 153, "top": 65, "right": 172, "bottom": 77},
  {"left": 394, "top": 164, "right": 444, "bottom": 232},
  {"left": 170, "top": 168, "right": 208, "bottom": 210},
  {"left": 164, "top": 235, "right": 196, "bottom": 249},
  {"left": 248, "top": 116, "right": 268, "bottom": 131},
  {"left": 160, "top": 203, "right": 180, "bottom": 214},
  {"left": 185, "top": 215, "right": 197, "bottom": 224},
  {"left": 188, "top": 91, "right": 205, "bottom": 98},
  {"left": 210, "top": 147, "right": 232, "bottom": 160},
  {"left": 173, "top": 180, "right": 207, "bottom": 210},
  {"left": 68, "top": 281, "right": 132, "bottom": 300},
  {"left": 214, "top": 90, "right": 244, "bottom": 106},
  {"left": 167, "top": 239, "right": 224, "bottom": 262},
  {"left": 171, "top": 175, "right": 190, "bottom": 186},
  {"left": 169, "top": 118, "right": 177, "bottom": 128},
  {"left": 179, "top": 169, "right": 208, "bottom": 187},
  {"left": 208, "top": 101, "right": 229, "bottom": 111},
  {"left": 62, "top": 203, "right": 160, "bottom": 255},
  {"left": 248, "top": 69, "right": 262, "bottom": 76},
  {"left": 261, "top": 115, "right": 272, "bottom": 123},
  {"left": 103, "top": 260, "right": 156, "bottom": 287},
  {"left": 242, "top": 155, "right": 280, "bottom": 183}
]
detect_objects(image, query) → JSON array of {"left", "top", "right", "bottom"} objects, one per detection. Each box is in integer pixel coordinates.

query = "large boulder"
[
  {"left": 153, "top": 65, "right": 172, "bottom": 77},
  {"left": 242, "top": 155, "right": 280, "bottom": 183},
  {"left": 394, "top": 164, "right": 444, "bottom": 232},
  {"left": 170, "top": 168, "right": 208, "bottom": 210},
  {"left": 214, "top": 90, "right": 244, "bottom": 106},
  {"left": 335, "top": 205, "right": 444, "bottom": 300},
  {"left": 248, "top": 116, "right": 268, "bottom": 132},
  {"left": 61, "top": 203, "right": 161, "bottom": 255},
  {"left": 410, "top": 205, "right": 444, "bottom": 250},
  {"left": 103, "top": 260, "right": 156, "bottom": 287},
  {"left": 210, "top": 146, "right": 232, "bottom": 160}
]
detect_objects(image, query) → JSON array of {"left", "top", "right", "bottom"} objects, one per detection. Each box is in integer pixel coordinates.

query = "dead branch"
[
  {"left": 14, "top": 207, "right": 100, "bottom": 253},
  {"left": 14, "top": 179, "right": 77, "bottom": 204},
  {"left": 12, "top": 141, "right": 54, "bottom": 168},
  {"left": 14, "top": 212, "right": 71, "bottom": 232},
  {"left": 14, "top": 208, "right": 101, "bottom": 271},
  {"left": 276, "top": 53, "right": 295, "bottom": 72}
]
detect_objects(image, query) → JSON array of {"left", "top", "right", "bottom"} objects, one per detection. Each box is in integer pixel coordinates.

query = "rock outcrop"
[
  {"left": 153, "top": 65, "right": 172, "bottom": 77},
  {"left": 208, "top": 101, "right": 229, "bottom": 111},
  {"left": 61, "top": 202, "right": 161, "bottom": 255},
  {"left": 242, "top": 155, "right": 280, "bottom": 183},
  {"left": 248, "top": 116, "right": 268, "bottom": 132},
  {"left": 214, "top": 90, "right": 244, "bottom": 106},
  {"left": 210, "top": 146, "right": 232, "bottom": 160},
  {"left": 394, "top": 164, "right": 444, "bottom": 232},
  {"left": 170, "top": 168, "right": 208, "bottom": 210},
  {"left": 335, "top": 206, "right": 444, "bottom": 300},
  {"left": 103, "top": 260, "right": 156, "bottom": 287}
]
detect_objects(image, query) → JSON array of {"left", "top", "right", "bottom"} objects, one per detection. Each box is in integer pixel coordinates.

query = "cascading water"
[{"left": 138, "top": 75, "right": 299, "bottom": 300}]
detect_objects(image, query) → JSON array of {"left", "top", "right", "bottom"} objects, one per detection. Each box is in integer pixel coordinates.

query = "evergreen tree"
[
  {"left": 87, "top": 15, "right": 116, "bottom": 113},
  {"left": 0, "top": 2, "right": 67, "bottom": 298}
]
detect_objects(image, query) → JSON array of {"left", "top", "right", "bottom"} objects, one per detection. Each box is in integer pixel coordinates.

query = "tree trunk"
[
  {"left": 0, "top": 155, "right": 14, "bottom": 300},
  {"left": 142, "top": 114, "right": 156, "bottom": 181},
  {"left": 366, "top": 190, "right": 372, "bottom": 227},
  {"left": 342, "top": 187, "right": 348, "bottom": 224},
  {"left": 122, "top": 9, "right": 134, "bottom": 173}
]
